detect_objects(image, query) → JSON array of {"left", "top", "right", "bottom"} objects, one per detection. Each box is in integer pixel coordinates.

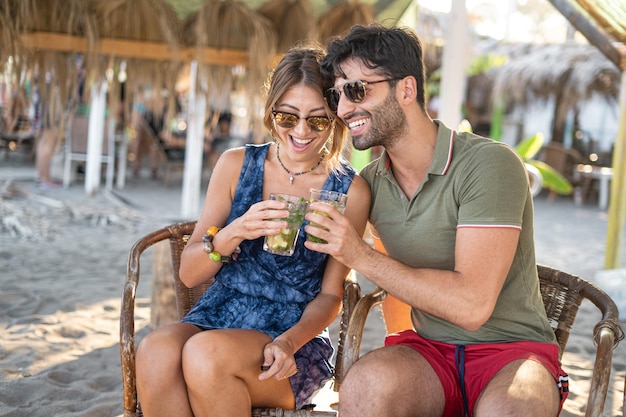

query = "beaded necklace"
[{"left": 276, "top": 143, "right": 325, "bottom": 185}]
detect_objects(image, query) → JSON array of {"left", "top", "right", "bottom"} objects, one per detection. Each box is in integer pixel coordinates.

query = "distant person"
[
  {"left": 130, "top": 91, "right": 157, "bottom": 179},
  {"left": 3, "top": 84, "right": 61, "bottom": 189},
  {"left": 205, "top": 112, "right": 244, "bottom": 171}
]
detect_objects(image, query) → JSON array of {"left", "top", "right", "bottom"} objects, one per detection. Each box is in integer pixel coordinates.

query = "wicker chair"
[
  {"left": 340, "top": 264, "right": 624, "bottom": 417},
  {"left": 120, "top": 221, "right": 362, "bottom": 417}
]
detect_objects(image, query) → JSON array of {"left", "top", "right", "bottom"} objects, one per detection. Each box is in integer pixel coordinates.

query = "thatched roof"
[
  {"left": 183, "top": 0, "right": 276, "bottom": 111},
  {"left": 487, "top": 42, "right": 620, "bottom": 111},
  {"left": 2, "top": 0, "right": 98, "bottom": 130},
  {"left": 257, "top": 0, "right": 317, "bottom": 53},
  {"left": 94, "top": 0, "right": 183, "bottom": 115},
  {"left": 317, "top": 0, "right": 375, "bottom": 43},
  {"left": 575, "top": 0, "right": 626, "bottom": 44}
]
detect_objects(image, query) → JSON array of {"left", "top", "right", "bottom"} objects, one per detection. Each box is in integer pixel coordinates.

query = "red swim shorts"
[{"left": 385, "top": 330, "right": 569, "bottom": 417}]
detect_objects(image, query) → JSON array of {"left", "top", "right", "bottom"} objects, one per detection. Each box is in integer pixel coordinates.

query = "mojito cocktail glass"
[
  {"left": 263, "top": 194, "right": 308, "bottom": 256},
  {"left": 307, "top": 189, "right": 348, "bottom": 244}
]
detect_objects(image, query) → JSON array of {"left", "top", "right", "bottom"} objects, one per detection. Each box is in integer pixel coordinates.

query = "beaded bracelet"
[{"left": 202, "top": 226, "right": 241, "bottom": 263}]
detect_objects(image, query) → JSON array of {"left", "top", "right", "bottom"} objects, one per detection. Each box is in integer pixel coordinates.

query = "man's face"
[{"left": 333, "top": 58, "right": 406, "bottom": 150}]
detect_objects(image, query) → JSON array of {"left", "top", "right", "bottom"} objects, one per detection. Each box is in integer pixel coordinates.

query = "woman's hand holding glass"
[
  {"left": 233, "top": 199, "right": 292, "bottom": 242},
  {"left": 263, "top": 194, "right": 308, "bottom": 256}
]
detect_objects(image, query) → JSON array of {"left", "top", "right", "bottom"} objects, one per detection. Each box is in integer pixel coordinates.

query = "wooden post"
[
  {"left": 150, "top": 241, "right": 178, "bottom": 328},
  {"left": 181, "top": 61, "right": 206, "bottom": 220},
  {"left": 85, "top": 80, "right": 107, "bottom": 195},
  {"left": 438, "top": 0, "right": 468, "bottom": 129}
]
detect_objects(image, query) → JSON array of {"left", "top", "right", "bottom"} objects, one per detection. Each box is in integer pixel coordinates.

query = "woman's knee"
[
  {"left": 136, "top": 324, "right": 199, "bottom": 374},
  {"left": 180, "top": 332, "right": 232, "bottom": 381}
]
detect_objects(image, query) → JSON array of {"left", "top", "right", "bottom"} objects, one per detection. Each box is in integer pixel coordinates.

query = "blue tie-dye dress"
[{"left": 182, "top": 142, "right": 356, "bottom": 408}]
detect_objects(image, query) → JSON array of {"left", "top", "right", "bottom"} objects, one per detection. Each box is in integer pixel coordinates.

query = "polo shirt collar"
[{"left": 375, "top": 119, "right": 455, "bottom": 177}]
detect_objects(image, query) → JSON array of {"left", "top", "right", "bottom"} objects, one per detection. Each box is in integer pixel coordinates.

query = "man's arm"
[{"left": 306, "top": 206, "right": 519, "bottom": 331}]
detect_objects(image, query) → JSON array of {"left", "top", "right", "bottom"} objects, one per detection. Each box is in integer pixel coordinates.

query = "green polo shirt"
[{"left": 360, "top": 121, "right": 556, "bottom": 345}]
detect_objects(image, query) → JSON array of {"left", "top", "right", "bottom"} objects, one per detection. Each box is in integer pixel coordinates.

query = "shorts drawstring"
[{"left": 455, "top": 345, "right": 470, "bottom": 417}]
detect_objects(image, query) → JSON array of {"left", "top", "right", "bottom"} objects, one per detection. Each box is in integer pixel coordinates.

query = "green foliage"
[
  {"left": 515, "top": 132, "right": 544, "bottom": 160},
  {"left": 528, "top": 160, "right": 573, "bottom": 195},
  {"left": 514, "top": 132, "right": 573, "bottom": 195},
  {"left": 466, "top": 54, "right": 508, "bottom": 76},
  {"left": 165, "top": 0, "right": 206, "bottom": 19}
]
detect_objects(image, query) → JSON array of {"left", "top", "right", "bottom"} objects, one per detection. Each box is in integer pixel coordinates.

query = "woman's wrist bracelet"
[{"left": 202, "top": 226, "right": 241, "bottom": 263}]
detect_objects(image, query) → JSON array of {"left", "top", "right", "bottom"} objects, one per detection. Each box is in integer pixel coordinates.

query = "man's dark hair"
[{"left": 321, "top": 23, "right": 427, "bottom": 111}]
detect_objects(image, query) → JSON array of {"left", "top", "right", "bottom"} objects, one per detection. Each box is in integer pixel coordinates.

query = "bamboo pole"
[{"left": 604, "top": 69, "right": 626, "bottom": 269}]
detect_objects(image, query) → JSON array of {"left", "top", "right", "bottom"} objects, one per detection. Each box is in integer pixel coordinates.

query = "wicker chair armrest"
[
  {"left": 585, "top": 326, "right": 617, "bottom": 417},
  {"left": 120, "top": 227, "right": 172, "bottom": 417},
  {"left": 580, "top": 281, "right": 624, "bottom": 346},
  {"left": 333, "top": 274, "right": 361, "bottom": 389},
  {"left": 339, "top": 287, "right": 387, "bottom": 381}
]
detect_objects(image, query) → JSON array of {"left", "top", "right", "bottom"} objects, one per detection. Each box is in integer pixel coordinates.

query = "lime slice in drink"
[{"left": 267, "top": 234, "right": 288, "bottom": 250}]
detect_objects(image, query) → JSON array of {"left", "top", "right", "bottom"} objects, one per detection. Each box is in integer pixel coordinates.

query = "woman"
[{"left": 135, "top": 45, "right": 371, "bottom": 417}]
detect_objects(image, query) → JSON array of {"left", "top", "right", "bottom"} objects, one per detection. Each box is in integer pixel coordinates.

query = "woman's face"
[{"left": 271, "top": 83, "right": 333, "bottom": 162}]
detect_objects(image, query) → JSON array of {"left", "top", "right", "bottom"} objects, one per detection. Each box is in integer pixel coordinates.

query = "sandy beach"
[{"left": 0, "top": 155, "right": 624, "bottom": 417}]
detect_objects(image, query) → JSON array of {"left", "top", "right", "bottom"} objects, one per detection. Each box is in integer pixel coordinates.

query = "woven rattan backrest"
[
  {"left": 163, "top": 221, "right": 216, "bottom": 320},
  {"left": 537, "top": 265, "right": 584, "bottom": 357},
  {"left": 537, "top": 264, "right": 626, "bottom": 362}
]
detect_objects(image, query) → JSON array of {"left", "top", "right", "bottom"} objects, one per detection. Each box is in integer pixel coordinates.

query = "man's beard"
[{"left": 352, "top": 91, "right": 407, "bottom": 151}]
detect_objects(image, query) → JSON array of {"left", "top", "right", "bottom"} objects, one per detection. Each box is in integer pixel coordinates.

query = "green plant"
[{"left": 515, "top": 132, "right": 573, "bottom": 195}]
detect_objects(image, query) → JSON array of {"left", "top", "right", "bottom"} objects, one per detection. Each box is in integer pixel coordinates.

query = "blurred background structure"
[{"left": 0, "top": 0, "right": 625, "bottom": 265}]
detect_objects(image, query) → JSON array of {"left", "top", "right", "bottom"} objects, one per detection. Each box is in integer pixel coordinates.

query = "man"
[{"left": 304, "top": 24, "right": 568, "bottom": 417}]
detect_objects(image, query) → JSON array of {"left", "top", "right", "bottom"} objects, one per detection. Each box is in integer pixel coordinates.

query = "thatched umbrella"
[
  {"left": 257, "top": 0, "right": 317, "bottom": 53},
  {"left": 2, "top": 0, "right": 98, "bottom": 189},
  {"left": 486, "top": 42, "right": 620, "bottom": 144},
  {"left": 3, "top": 0, "right": 97, "bottom": 113},
  {"left": 183, "top": 0, "right": 277, "bottom": 114},
  {"left": 0, "top": 1, "right": 20, "bottom": 71},
  {"left": 93, "top": 0, "right": 183, "bottom": 123},
  {"left": 317, "top": 0, "right": 376, "bottom": 45}
]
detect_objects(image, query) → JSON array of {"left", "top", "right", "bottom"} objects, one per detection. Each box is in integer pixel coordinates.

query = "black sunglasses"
[
  {"left": 324, "top": 78, "right": 400, "bottom": 112},
  {"left": 271, "top": 110, "right": 333, "bottom": 132}
]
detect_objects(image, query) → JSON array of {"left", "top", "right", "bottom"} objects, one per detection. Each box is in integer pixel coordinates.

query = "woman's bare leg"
[
  {"left": 182, "top": 329, "right": 295, "bottom": 417},
  {"left": 136, "top": 323, "right": 202, "bottom": 417}
]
